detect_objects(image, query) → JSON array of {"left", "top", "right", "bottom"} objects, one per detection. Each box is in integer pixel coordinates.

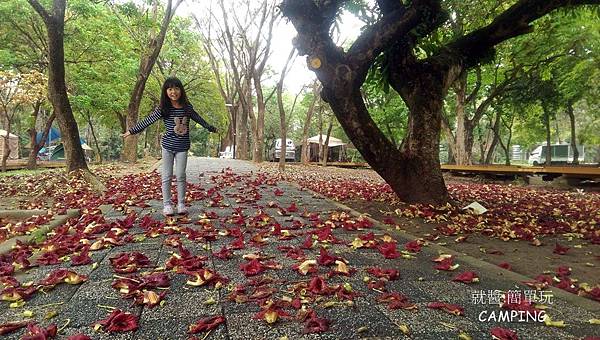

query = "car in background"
[
  {"left": 268, "top": 138, "right": 295, "bottom": 161},
  {"left": 528, "top": 143, "right": 584, "bottom": 165}
]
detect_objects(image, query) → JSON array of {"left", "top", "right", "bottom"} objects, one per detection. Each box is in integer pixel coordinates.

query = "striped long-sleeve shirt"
[{"left": 128, "top": 104, "right": 215, "bottom": 152}]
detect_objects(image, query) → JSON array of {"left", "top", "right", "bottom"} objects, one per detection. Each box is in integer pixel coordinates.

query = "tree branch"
[
  {"left": 445, "top": 0, "right": 598, "bottom": 67},
  {"left": 27, "top": 0, "right": 51, "bottom": 24}
]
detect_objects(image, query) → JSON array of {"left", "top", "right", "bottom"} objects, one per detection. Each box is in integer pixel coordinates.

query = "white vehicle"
[
  {"left": 219, "top": 145, "right": 234, "bottom": 159},
  {"left": 528, "top": 143, "right": 584, "bottom": 166},
  {"left": 269, "top": 138, "right": 295, "bottom": 161}
]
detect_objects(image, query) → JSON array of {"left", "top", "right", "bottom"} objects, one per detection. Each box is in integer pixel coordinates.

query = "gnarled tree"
[
  {"left": 27, "top": 0, "right": 88, "bottom": 173},
  {"left": 280, "top": 0, "right": 598, "bottom": 204}
]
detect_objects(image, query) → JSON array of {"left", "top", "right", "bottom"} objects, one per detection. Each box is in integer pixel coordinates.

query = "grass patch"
[{"left": 0, "top": 168, "right": 53, "bottom": 177}]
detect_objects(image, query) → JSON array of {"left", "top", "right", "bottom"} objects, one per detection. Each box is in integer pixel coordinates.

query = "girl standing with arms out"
[{"left": 122, "top": 77, "right": 217, "bottom": 216}]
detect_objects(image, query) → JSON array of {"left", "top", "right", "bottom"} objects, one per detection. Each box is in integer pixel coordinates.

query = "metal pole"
[
  {"left": 232, "top": 106, "right": 236, "bottom": 160},
  {"left": 225, "top": 103, "right": 235, "bottom": 159}
]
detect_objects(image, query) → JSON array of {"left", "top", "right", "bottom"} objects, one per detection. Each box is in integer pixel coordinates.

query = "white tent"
[
  {"left": 306, "top": 134, "right": 346, "bottom": 147},
  {"left": 0, "top": 129, "right": 19, "bottom": 159}
]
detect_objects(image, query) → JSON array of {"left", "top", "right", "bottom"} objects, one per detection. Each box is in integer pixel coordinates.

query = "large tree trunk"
[
  {"left": 449, "top": 72, "right": 474, "bottom": 165},
  {"left": 321, "top": 117, "right": 333, "bottom": 166},
  {"left": 484, "top": 110, "right": 502, "bottom": 164},
  {"left": 28, "top": 0, "right": 87, "bottom": 173},
  {"left": 566, "top": 101, "right": 578, "bottom": 164},
  {"left": 253, "top": 73, "right": 266, "bottom": 162},
  {"left": 301, "top": 86, "right": 319, "bottom": 164},
  {"left": 122, "top": 0, "right": 180, "bottom": 163}
]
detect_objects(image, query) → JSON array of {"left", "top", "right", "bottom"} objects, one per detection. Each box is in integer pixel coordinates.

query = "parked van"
[
  {"left": 219, "top": 145, "right": 234, "bottom": 159},
  {"left": 528, "top": 143, "right": 584, "bottom": 165},
  {"left": 269, "top": 138, "right": 295, "bottom": 161}
]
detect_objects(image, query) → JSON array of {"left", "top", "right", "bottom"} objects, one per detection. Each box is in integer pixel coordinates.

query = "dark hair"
[{"left": 159, "top": 77, "right": 190, "bottom": 116}]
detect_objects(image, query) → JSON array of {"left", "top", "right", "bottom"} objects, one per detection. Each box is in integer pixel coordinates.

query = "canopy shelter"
[
  {"left": 0, "top": 129, "right": 19, "bottom": 160},
  {"left": 305, "top": 134, "right": 348, "bottom": 162}
]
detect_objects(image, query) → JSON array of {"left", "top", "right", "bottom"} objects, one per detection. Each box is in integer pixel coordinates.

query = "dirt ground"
[{"left": 342, "top": 172, "right": 600, "bottom": 290}]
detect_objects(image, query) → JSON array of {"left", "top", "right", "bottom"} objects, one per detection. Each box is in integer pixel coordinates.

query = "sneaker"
[
  {"left": 163, "top": 205, "right": 174, "bottom": 216},
  {"left": 177, "top": 203, "right": 188, "bottom": 215}
]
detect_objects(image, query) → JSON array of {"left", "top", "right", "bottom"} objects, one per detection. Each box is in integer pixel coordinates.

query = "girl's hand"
[{"left": 121, "top": 131, "right": 131, "bottom": 138}]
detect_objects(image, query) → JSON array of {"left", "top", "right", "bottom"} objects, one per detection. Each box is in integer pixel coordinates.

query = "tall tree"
[
  {"left": 121, "top": 0, "right": 182, "bottom": 163},
  {"left": 281, "top": 0, "right": 599, "bottom": 204},
  {"left": 27, "top": 0, "right": 88, "bottom": 173}
]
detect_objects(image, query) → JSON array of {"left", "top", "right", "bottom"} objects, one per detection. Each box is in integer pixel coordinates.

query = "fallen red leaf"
[
  {"left": 377, "top": 242, "right": 400, "bottom": 259},
  {"left": 0, "top": 321, "right": 28, "bottom": 335},
  {"left": 188, "top": 315, "right": 226, "bottom": 334},
  {"left": 427, "top": 302, "right": 464, "bottom": 316},
  {"left": 490, "top": 327, "right": 518, "bottom": 340},
  {"left": 94, "top": 309, "right": 138, "bottom": 333},
  {"left": 553, "top": 242, "right": 570, "bottom": 255}
]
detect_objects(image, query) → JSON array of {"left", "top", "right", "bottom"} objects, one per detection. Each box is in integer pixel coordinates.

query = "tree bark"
[
  {"left": 566, "top": 101, "right": 578, "bottom": 164},
  {"left": 484, "top": 110, "right": 502, "bottom": 164},
  {"left": 122, "top": 0, "right": 181, "bottom": 163},
  {"left": 321, "top": 117, "right": 333, "bottom": 166},
  {"left": 301, "top": 83, "right": 319, "bottom": 164},
  {"left": 28, "top": 0, "right": 87, "bottom": 173}
]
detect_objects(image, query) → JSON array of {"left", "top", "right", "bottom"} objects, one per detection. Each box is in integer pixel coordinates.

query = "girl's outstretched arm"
[
  {"left": 128, "top": 108, "right": 162, "bottom": 135},
  {"left": 189, "top": 105, "right": 217, "bottom": 132}
]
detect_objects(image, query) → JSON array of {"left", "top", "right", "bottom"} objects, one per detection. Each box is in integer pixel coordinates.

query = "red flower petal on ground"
[
  {"left": 317, "top": 247, "right": 337, "bottom": 266},
  {"left": 240, "top": 259, "right": 264, "bottom": 276},
  {"left": 229, "top": 236, "right": 245, "bottom": 250},
  {"left": 427, "top": 302, "right": 464, "bottom": 316},
  {"left": 377, "top": 242, "right": 400, "bottom": 259},
  {"left": 95, "top": 309, "right": 138, "bottom": 333},
  {"left": 490, "top": 327, "right": 518, "bottom": 340},
  {"left": 553, "top": 242, "right": 570, "bottom": 255},
  {"left": 308, "top": 276, "right": 332, "bottom": 295},
  {"left": 404, "top": 240, "right": 421, "bottom": 253},
  {"left": 498, "top": 262, "right": 512, "bottom": 270},
  {"left": 188, "top": 315, "right": 226, "bottom": 334},
  {"left": 303, "top": 311, "right": 329, "bottom": 334},
  {"left": 39, "top": 269, "right": 87, "bottom": 287},
  {"left": 452, "top": 271, "right": 479, "bottom": 284},
  {"left": 556, "top": 266, "right": 571, "bottom": 277},
  {"left": 366, "top": 267, "right": 399, "bottom": 281},
  {"left": 109, "top": 252, "right": 151, "bottom": 273},
  {"left": 0, "top": 321, "right": 28, "bottom": 335},
  {"left": 36, "top": 252, "right": 61, "bottom": 265},
  {"left": 213, "top": 246, "right": 234, "bottom": 260},
  {"left": 377, "top": 292, "right": 416, "bottom": 310},
  {"left": 21, "top": 323, "right": 57, "bottom": 339},
  {"left": 71, "top": 248, "right": 92, "bottom": 266},
  {"left": 434, "top": 258, "right": 458, "bottom": 271},
  {"left": 301, "top": 235, "right": 314, "bottom": 249},
  {"left": 587, "top": 287, "right": 600, "bottom": 301}
]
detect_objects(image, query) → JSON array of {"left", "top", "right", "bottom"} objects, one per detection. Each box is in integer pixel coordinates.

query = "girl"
[{"left": 122, "top": 77, "right": 217, "bottom": 216}]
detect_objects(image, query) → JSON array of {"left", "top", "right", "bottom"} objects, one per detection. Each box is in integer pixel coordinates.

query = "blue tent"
[{"left": 35, "top": 127, "right": 61, "bottom": 146}]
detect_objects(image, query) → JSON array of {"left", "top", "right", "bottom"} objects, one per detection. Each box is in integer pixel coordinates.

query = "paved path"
[{"left": 1, "top": 157, "right": 598, "bottom": 339}]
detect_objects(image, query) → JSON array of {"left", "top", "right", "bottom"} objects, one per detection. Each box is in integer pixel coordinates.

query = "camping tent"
[
  {"left": 0, "top": 129, "right": 19, "bottom": 160},
  {"left": 42, "top": 137, "right": 94, "bottom": 161},
  {"left": 305, "top": 134, "right": 348, "bottom": 162},
  {"left": 35, "top": 127, "right": 61, "bottom": 146}
]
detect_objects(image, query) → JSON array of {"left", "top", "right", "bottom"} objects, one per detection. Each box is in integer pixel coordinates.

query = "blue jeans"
[{"left": 161, "top": 148, "right": 188, "bottom": 207}]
